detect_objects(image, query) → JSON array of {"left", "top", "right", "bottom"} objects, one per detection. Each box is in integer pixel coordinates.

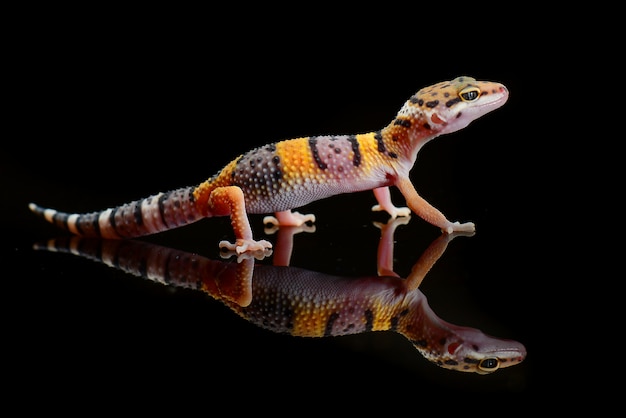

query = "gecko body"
[{"left": 29, "top": 76, "right": 508, "bottom": 254}]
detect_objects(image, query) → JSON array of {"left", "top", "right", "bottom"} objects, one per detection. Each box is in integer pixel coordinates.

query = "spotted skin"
[
  {"left": 33, "top": 231, "right": 526, "bottom": 374},
  {"left": 29, "top": 76, "right": 508, "bottom": 255}
]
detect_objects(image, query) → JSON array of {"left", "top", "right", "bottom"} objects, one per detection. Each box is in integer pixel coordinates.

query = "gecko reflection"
[{"left": 33, "top": 220, "right": 525, "bottom": 374}]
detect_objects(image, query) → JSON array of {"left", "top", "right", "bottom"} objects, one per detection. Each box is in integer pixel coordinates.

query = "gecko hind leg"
[{"left": 207, "top": 186, "right": 273, "bottom": 256}]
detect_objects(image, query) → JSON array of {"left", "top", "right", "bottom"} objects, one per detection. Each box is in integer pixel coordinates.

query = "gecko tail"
[{"left": 29, "top": 186, "right": 206, "bottom": 239}]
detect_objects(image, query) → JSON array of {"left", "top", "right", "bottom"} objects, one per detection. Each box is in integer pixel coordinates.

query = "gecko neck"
[{"left": 378, "top": 115, "right": 442, "bottom": 171}]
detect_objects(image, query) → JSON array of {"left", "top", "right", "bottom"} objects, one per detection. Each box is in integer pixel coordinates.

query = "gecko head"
[
  {"left": 397, "top": 76, "right": 509, "bottom": 137},
  {"left": 411, "top": 324, "right": 526, "bottom": 374}
]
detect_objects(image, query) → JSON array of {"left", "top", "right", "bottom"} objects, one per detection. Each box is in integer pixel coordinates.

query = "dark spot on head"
[
  {"left": 446, "top": 97, "right": 462, "bottom": 107},
  {"left": 425, "top": 100, "right": 439, "bottom": 108}
]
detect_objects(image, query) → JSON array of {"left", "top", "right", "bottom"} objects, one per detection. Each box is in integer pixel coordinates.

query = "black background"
[{"left": 3, "top": 5, "right": 605, "bottom": 413}]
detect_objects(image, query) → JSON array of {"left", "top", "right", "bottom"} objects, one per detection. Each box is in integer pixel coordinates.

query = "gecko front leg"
[
  {"left": 371, "top": 187, "right": 412, "bottom": 219},
  {"left": 395, "top": 177, "right": 475, "bottom": 234}
]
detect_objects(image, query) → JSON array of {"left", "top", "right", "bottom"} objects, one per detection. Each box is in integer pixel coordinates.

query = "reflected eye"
[
  {"left": 459, "top": 87, "right": 480, "bottom": 101},
  {"left": 478, "top": 358, "right": 500, "bottom": 372}
]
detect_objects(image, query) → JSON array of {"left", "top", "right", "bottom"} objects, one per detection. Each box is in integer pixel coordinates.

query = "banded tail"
[{"left": 29, "top": 186, "right": 205, "bottom": 239}]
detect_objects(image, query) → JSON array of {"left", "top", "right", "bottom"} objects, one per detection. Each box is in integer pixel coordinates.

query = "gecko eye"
[
  {"left": 459, "top": 87, "right": 481, "bottom": 102},
  {"left": 477, "top": 358, "right": 500, "bottom": 372}
]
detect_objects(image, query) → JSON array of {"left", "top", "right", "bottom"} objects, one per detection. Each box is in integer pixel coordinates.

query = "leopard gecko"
[{"left": 29, "top": 76, "right": 509, "bottom": 255}]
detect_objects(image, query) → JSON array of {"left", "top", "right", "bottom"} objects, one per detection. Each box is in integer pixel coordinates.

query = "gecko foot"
[
  {"left": 371, "top": 204, "right": 412, "bottom": 219},
  {"left": 442, "top": 221, "right": 475, "bottom": 234},
  {"left": 372, "top": 214, "right": 411, "bottom": 231},
  {"left": 219, "top": 248, "right": 272, "bottom": 262},
  {"left": 263, "top": 211, "right": 316, "bottom": 227},
  {"left": 219, "top": 239, "right": 273, "bottom": 260}
]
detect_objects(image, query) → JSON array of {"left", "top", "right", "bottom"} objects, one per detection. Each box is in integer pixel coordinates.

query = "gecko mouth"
[
  {"left": 465, "top": 88, "right": 509, "bottom": 115},
  {"left": 480, "top": 88, "right": 508, "bottom": 106}
]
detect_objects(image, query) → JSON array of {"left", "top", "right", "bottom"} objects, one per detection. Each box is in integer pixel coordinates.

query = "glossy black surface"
[{"left": 4, "top": 9, "right": 586, "bottom": 412}]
